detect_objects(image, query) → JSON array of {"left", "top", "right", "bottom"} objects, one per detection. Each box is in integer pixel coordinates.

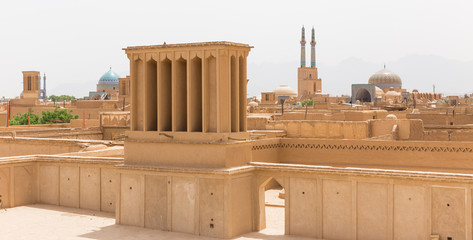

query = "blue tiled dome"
[{"left": 98, "top": 68, "right": 120, "bottom": 84}]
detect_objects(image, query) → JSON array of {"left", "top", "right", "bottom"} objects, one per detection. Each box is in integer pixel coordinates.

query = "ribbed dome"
[
  {"left": 368, "top": 68, "right": 402, "bottom": 88},
  {"left": 98, "top": 69, "right": 120, "bottom": 84},
  {"left": 273, "top": 85, "right": 297, "bottom": 97}
]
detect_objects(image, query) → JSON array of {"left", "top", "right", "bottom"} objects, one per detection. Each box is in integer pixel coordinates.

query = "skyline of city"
[{"left": 1, "top": 0, "right": 472, "bottom": 98}]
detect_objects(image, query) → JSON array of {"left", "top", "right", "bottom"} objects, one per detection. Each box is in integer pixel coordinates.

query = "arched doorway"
[
  {"left": 257, "top": 176, "right": 285, "bottom": 235},
  {"left": 356, "top": 88, "right": 372, "bottom": 102}
]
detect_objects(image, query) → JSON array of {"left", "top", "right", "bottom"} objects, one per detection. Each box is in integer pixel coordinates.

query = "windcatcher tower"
[
  {"left": 22, "top": 71, "right": 40, "bottom": 99},
  {"left": 297, "top": 26, "right": 322, "bottom": 99},
  {"left": 119, "top": 42, "right": 254, "bottom": 238}
]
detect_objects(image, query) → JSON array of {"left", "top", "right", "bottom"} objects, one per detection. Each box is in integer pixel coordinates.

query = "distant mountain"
[
  {"left": 391, "top": 55, "right": 473, "bottom": 96},
  {"left": 247, "top": 55, "right": 473, "bottom": 98}
]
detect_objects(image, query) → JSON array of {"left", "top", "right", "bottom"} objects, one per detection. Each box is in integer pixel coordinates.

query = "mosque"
[
  {"left": 260, "top": 26, "right": 321, "bottom": 104},
  {"left": 88, "top": 68, "right": 120, "bottom": 100},
  {"left": 351, "top": 66, "right": 442, "bottom": 105},
  {"left": 298, "top": 26, "right": 322, "bottom": 99},
  {"left": 351, "top": 66, "right": 406, "bottom": 104},
  {"left": 2, "top": 26, "right": 472, "bottom": 240}
]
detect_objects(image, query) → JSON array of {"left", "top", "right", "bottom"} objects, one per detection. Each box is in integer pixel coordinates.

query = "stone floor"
[{"left": 0, "top": 204, "right": 311, "bottom": 240}]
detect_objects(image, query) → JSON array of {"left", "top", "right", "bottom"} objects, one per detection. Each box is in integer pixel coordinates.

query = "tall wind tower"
[
  {"left": 310, "top": 27, "right": 316, "bottom": 68},
  {"left": 300, "top": 26, "right": 306, "bottom": 67}
]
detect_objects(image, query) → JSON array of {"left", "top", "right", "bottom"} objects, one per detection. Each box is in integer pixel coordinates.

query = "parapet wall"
[
  {"left": 0, "top": 137, "right": 86, "bottom": 157},
  {"left": 0, "top": 128, "right": 103, "bottom": 140},
  {"left": 253, "top": 162, "right": 473, "bottom": 240},
  {"left": 0, "top": 155, "right": 122, "bottom": 212},
  {"left": 263, "top": 119, "right": 424, "bottom": 140},
  {"left": 266, "top": 120, "right": 369, "bottom": 139},
  {"left": 408, "top": 113, "right": 473, "bottom": 126},
  {"left": 272, "top": 110, "right": 408, "bottom": 122},
  {"left": 252, "top": 138, "right": 473, "bottom": 173}
]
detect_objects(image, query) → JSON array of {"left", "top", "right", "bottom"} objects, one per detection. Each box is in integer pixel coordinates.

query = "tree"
[
  {"left": 39, "top": 108, "right": 79, "bottom": 124},
  {"left": 301, "top": 99, "right": 314, "bottom": 107},
  {"left": 48, "top": 95, "right": 76, "bottom": 102},
  {"left": 9, "top": 108, "right": 79, "bottom": 125},
  {"left": 9, "top": 112, "right": 40, "bottom": 125}
]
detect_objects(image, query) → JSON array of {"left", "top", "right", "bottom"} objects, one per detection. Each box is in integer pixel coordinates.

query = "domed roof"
[
  {"left": 375, "top": 86, "right": 385, "bottom": 96},
  {"left": 385, "top": 87, "right": 401, "bottom": 97},
  {"left": 248, "top": 101, "right": 259, "bottom": 107},
  {"left": 273, "top": 85, "right": 297, "bottom": 97},
  {"left": 385, "top": 114, "right": 398, "bottom": 120},
  {"left": 98, "top": 68, "right": 120, "bottom": 84},
  {"left": 368, "top": 67, "right": 402, "bottom": 87}
]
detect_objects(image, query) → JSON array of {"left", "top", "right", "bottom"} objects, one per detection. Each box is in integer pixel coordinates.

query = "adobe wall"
[
  {"left": 100, "top": 111, "right": 130, "bottom": 127},
  {"left": 408, "top": 113, "right": 473, "bottom": 126},
  {"left": 0, "top": 137, "right": 88, "bottom": 157},
  {"left": 115, "top": 165, "right": 254, "bottom": 239},
  {"left": 0, "top": 128, "right": 102, "bottom": 140},
  {"left": 124, "top": 132, "right": 252, "bottom": 169},
  {"left": 275, "top": 112, "right": 345, "bottom": 121},
  {"left": 263, "top": 119, "right": 423, "bottom": 140},
  {"left": 253, "top": 162, "right": 473, "bottom": 240},
  {"left": 70, "top": 119, "right": 100, "bottom": 128},
  {"left": 0, "top": 156, "right": 122, "bottom": 213},
  {"left": 265, "top": 120, "right": 370, "bottom": 139},
  {"left": 369, "top": 119, "right": 424, "bottom": 140},
  {"left": 0, "top": 112, "right": 6, "bottom": 127},
  {"left": 125, "top": 140, "right": 252, "bottom": 169},
  {"left": 247, "top": 116, "right": 270, "bottom": 130},
  {"left": 102, "top": 127, "right": 128, "bottom": 140},
  {"left": 251, "top": 138, "right": 473, "bottom": 173},
  {"left": 99, "top": 111, "right": 130, "bottom": 140}
]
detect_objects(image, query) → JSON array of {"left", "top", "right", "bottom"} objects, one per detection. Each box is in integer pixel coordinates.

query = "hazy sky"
[{"left": 1, "top": 0, "right": 472, "bottom": 98}]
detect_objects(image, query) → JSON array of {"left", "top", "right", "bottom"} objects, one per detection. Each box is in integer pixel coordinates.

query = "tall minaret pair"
[
  {"left": 298, "top": 26, "right": 321, "bottom": 98},
  {"left": 300, "top": 26, "right": 316, "bottom": 68}
]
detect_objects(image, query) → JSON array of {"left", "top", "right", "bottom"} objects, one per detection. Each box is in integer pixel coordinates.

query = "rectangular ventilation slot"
[
  {"left": 205, "top": 56, "right": 217, "bottom": 132},
  {"left": 133, "top": 59, "right": 144, "bottom": 131},
  {"left": 231, "top": 56, "right": 239, "bottom": 132},
  {"left": 175, "top": 58, "right": 187, "bottom": 132},
  {"left": 190, "top": 57, "right": 202, "bottom": 132},
  {"left": 159, "top": 59, "right": 172, "bottom": 131},
  {"left": 145, "top": 60, "right": 157, "bottom": 131},
  {"left": 238, "top": 56, "right": 246, "bottom": 131}
]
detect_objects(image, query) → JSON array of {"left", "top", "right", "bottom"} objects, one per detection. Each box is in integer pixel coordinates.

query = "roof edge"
[{"left": 123, "top": 41, "right": 254, "bottom": 51}]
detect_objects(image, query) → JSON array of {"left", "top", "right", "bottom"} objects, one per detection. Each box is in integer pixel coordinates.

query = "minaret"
[
  {"left": 310, "top": 27, "right": 316, "bottom": 68},
  {"left": 300, "top": 26, "right": 306, "bottom": 67}
]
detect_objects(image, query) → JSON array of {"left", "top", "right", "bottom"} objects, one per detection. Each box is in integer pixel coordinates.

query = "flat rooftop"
[
  {"left": 123, "top": 41, "right": 253, "bottom": 51},
  {"left": 0, "top": 204, "right": 313, "bottom": 240}
]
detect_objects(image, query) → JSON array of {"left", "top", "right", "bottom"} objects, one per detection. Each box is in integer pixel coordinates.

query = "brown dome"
[{"left": 368, "top": 68, "right": 402, "bottom": 88}]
